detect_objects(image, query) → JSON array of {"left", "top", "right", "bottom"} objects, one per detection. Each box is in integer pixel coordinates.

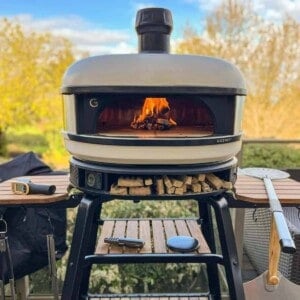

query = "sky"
[{"left": 1, "top": 0, "right": 300, "bottom": 56}]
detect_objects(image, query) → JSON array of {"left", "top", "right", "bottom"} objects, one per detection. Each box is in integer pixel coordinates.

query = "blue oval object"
[{"left": 167, "top": 236, "right": 199, "bottom": 253}]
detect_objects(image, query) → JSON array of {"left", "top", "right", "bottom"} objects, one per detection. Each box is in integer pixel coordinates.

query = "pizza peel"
[{"left": 241, "top": 168, "right": 299, "bottom": 299}]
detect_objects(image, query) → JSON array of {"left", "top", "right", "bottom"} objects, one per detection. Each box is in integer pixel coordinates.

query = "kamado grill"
[
  {"left": 61, "top": 8, "right": 247, "bottom": 300},
  {"left": 61, "top": 8, "right": 246, "bottom": 197}
]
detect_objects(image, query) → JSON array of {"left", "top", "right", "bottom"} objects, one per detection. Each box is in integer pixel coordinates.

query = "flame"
[
  {"left": 137, "top": 98, "right": 169, "bottom": 123},
  {"left": 131, "top": 97, "right": 177, "bottom": 130}
]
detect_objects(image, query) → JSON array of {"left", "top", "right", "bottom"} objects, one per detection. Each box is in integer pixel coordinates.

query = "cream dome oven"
[{"left": 61, "top": 8, "right": 246, "bottom": 195}]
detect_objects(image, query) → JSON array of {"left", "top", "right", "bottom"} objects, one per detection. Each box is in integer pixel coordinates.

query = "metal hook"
[
  {"left": 252, "top": 207, "right": 258, "bottom": 222},
  {"left": 0, "top": 218, "right": 8, "bottom": 234}
]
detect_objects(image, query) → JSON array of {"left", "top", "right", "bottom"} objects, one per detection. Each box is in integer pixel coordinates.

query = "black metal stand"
[{"left": 62, "top": 193, "right": 245, "bottom": 300}]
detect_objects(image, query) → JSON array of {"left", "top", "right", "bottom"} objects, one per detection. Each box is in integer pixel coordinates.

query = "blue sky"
[{"left": 1, "top": 0, "right": 299, "bottom": 56}]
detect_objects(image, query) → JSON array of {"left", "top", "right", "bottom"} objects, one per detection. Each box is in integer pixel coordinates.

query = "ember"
[{"left": 131, "top": 97, "right": 177, "bottom": 130}]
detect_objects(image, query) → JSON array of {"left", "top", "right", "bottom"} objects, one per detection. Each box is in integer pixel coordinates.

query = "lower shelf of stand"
[
  {"left": 96, "top": 218, "right": 211, "bottom": 255},
  {"left": 85, "top": 218, "right": 225, "bottom": 265},
  {"left": 89, "top": 294, "right": 209, "bottom": 299}
]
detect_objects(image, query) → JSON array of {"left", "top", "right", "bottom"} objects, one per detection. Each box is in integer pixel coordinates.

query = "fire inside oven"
[
  {"left": 74, "top": 93, "right": 235, "bottom": 138},
  {"left": 97, "top": 96, "right": 213, "bottom": 138}
]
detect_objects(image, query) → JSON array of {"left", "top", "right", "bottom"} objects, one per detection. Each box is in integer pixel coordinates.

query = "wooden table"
[
  {"left": 232, "top": 174, "right": 300, "bottom": 265},
  {"left": 0, "top": 174, "right": 74, "bottom": 300},
  {"left": 0, "top": 175, "right": 70, "bottom": 206},
  {"left": 234, "top": 174, "right": 300, "bottom": 205}
]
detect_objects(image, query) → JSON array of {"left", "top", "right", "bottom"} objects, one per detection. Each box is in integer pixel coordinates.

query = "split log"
[
  {"left": 129, "top": 186, "right": 151, "bottom": 196},
  {"left": 118, "top": 177, "right": 144, "bottom": 187},
  {"left": 191, "top": 183, "right": 202, "bottom": 193},
  {"left": 175, "top": 187, "right": 184, "bottom": 195},
  {"left": 197, "top": 174, "right": 206, "bottom": 182},
  {"left": 182, "top": 175, "right": 192, "bottom": 185},
  {"left": 206, "top": 173, "right": 223, "bottom": 190},
  {"left": 144, "top": 178, "right": 153, "bottom": 186},
  {"left": 110, "top": 184, "right": 128, "bottom": 195},
  {"left": 166, "top": 186, "right": 175, "bottom": 194},
  {"left": 192, "top": 177, "right": 199, "bottom": 184},
  {"left": 172, "top": 178, "right": 184, "bottom": 188},
  {"left": 201, "top": 182, "right": 212, "bottom": 192},
  {"left": 163, "top": 175, "right": 173, "bottom": 188},
  {"left": 156, "top": 178, "right": 165, "bottom": 195},
  {"left": 222, "top": 180, "right": 233, "bottom": 190}
]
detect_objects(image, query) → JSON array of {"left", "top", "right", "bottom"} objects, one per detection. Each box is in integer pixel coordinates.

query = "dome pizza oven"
[{"left": 61, "top": 8, "right": 246, "bottom": 196}]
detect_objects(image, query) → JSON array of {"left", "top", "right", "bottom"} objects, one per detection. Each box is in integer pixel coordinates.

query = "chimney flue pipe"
[{"left": 135, "top": 7, "right": 173, "bottom": 53}]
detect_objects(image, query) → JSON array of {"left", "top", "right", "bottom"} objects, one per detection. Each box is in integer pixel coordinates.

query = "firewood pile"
[{"left": 110, "top": 173, "right": 233, "bottom": 196}]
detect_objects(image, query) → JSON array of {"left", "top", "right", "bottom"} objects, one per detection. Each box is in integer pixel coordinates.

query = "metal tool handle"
[
  {"left": 28, "top": 183, "right": 56, "bottom": 195},
  {"left": 104, "top": 237, "right": 144, "bottom": 248},
  {"left": 263, "top": 177, "right": 296, "bottom": 254},
  {"left": 47, "top": 234, "right": 59, "bottom": 300}
]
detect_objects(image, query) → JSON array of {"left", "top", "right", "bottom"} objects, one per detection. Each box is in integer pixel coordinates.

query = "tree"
[
  {"left": 0, "top": 19, "right": 75, "bottom": 154},
  {"left": 176, "top": 0, "right": 300, "bottom": 138}
]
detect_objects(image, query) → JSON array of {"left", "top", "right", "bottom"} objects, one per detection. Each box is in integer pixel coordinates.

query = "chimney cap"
[{"left": 135, "top": 7, "right": 173, "bottom": 35}]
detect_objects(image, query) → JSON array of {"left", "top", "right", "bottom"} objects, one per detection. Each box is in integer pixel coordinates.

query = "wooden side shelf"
[{"left": 95, "top": 219, "right": 211, "bottom": 255}]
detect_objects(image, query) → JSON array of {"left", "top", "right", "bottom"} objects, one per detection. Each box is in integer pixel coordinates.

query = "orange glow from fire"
[{"left": 131, "top": 97, "right": 177, "bottom": 130}]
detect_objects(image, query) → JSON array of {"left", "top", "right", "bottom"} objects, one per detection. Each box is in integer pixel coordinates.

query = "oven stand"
[{"left": 62, "top": 193, "right": 245, "bottom": 300}]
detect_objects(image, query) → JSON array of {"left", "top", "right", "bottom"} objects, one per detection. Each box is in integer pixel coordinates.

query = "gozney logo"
[{"left": 216, "top": 137, "right": 232, "bottom": 143}]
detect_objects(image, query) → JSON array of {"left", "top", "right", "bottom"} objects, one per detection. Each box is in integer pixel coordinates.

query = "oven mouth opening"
[
  {"left": 95, "top": 96, "right": 215, "bottom": 138},
  {"left": 67, "top": 93, "right": 238, "bottom": 140}
]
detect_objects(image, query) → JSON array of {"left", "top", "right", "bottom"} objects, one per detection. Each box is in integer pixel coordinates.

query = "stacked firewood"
[{"left": 110, "top": 173, "right": 233, "bottom": 196}]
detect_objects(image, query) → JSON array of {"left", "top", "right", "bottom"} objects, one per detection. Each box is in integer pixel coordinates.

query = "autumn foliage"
[
  {"left": 0, "top": 1, "right": 299, "bottom": 165},
  {"left": 177, "top": 0, "right": 300, "bottom": 138}
]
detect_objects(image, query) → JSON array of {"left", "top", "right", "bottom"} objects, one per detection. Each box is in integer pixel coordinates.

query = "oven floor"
[{"left": 96, "top": 126, "right": 213, "bottom": 138}]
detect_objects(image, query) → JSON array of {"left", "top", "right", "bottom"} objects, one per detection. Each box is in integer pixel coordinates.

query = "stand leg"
[
  {"left": 62, "top": 195, "right": 101, "bottom": 300},
  {"left": 212, "top": 197, "right": 245, "bottom": 300},
  {"left": 199, "top": 201, "right": 221, "bottom": 299}
]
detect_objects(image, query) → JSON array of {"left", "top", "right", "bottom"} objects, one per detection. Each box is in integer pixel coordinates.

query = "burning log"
[{"left": 131, "top": 97, "right": 177, "bottom": 130}]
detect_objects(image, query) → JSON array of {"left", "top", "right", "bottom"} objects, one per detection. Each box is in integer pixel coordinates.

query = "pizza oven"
[{"left": 61, "top": 8, "right": 246, "bottom": 196}]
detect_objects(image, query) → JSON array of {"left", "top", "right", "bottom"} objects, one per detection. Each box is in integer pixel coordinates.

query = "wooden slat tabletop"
[
  {"left": 0, "top": 175, "right": 69, "bottom": 205},
  {"left": 235, "top": 174, "right": 300, "bottom": 204},
  {"left": 95, "top": 219, "right": 211, "bottom": 255}
]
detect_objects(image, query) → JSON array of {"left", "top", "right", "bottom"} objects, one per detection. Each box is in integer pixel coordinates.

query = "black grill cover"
[{"left": 0, "top": 152, "right": 67, "bottom": 282}]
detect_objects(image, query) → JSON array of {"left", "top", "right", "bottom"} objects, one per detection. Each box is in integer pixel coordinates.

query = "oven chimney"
[{"left": 135, "top": 7, "right": 173, "bottom": 53}]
